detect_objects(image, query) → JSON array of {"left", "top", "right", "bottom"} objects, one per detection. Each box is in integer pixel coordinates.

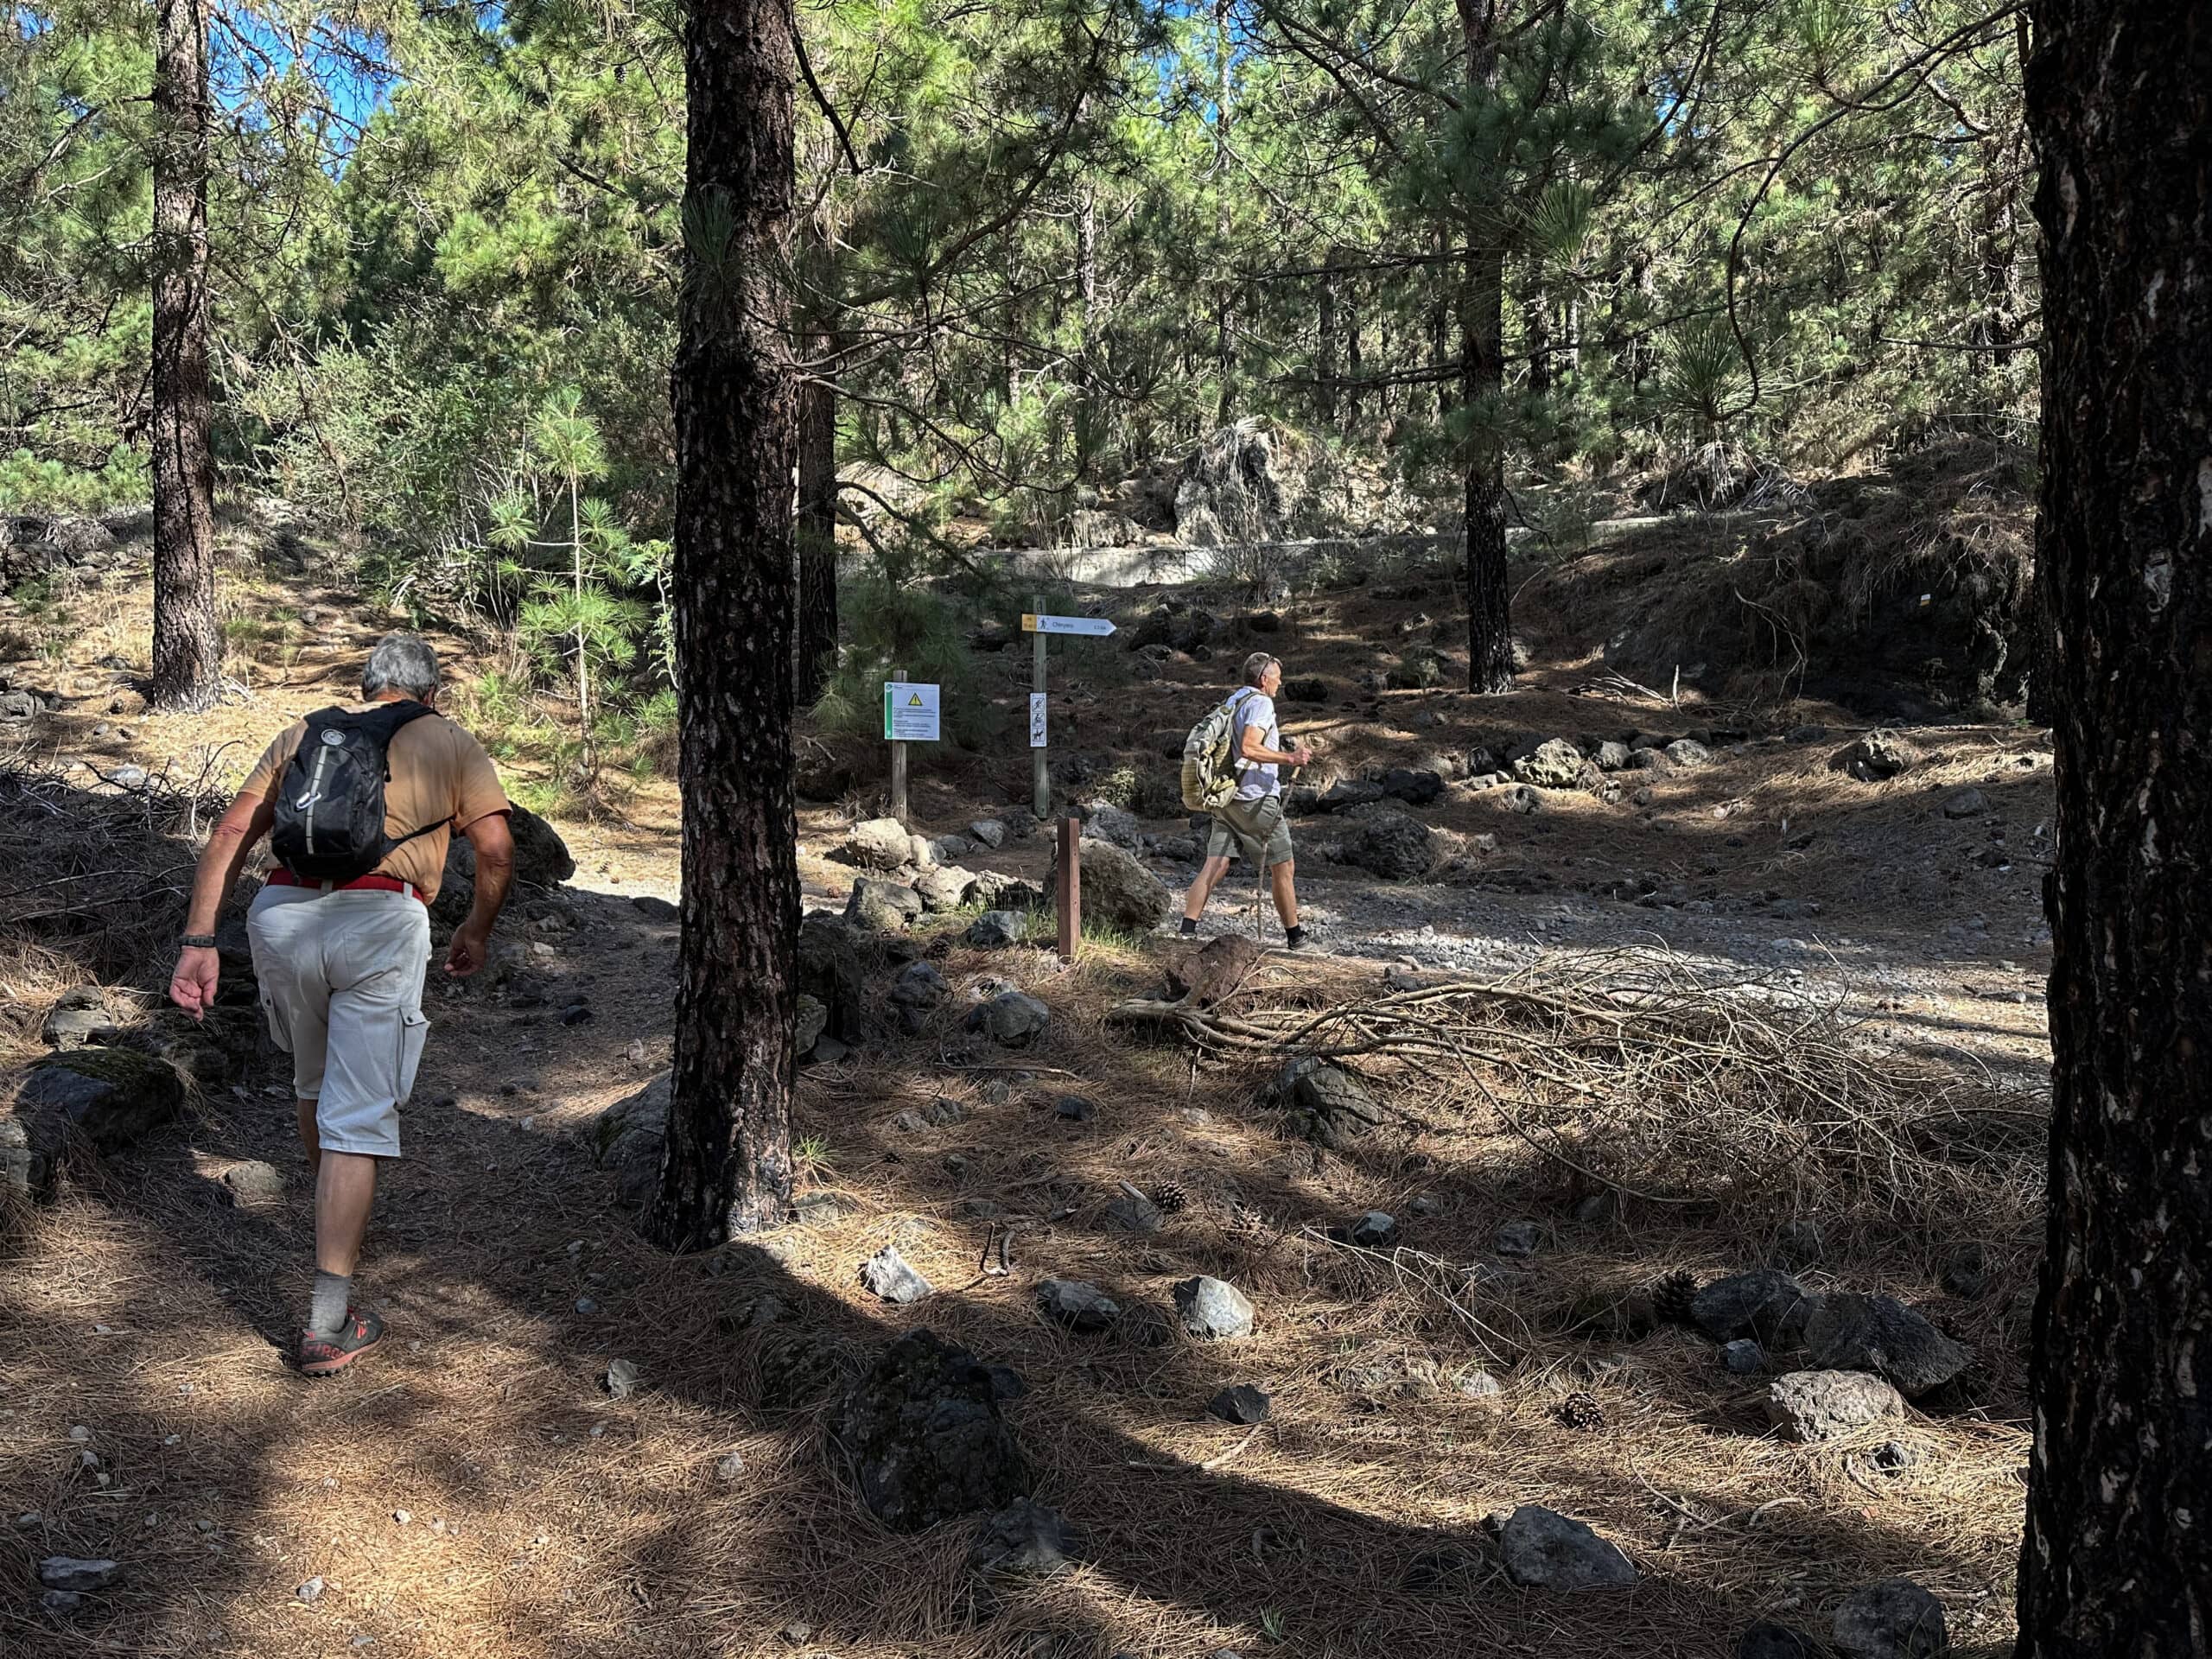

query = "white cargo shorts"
[{"left": 246, "top": 884, "right": 433, "bottom": 1158}]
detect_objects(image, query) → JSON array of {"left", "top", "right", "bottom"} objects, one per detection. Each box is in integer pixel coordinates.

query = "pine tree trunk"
[
  {"left": 2015, "top": 2, "right": 2212, "bottom": 1649},
  {"left": 1211, "top": 0, "right": 1234, "bottom": 428},
  {"left": 1459, "top": 0, "right": 1513, "bottom": 696},
  {"left": 149, "top": 0, "right": 220, "bottom": 711},
  {"left": 1316, "top": 255, "right": 1339, "bottom": 429},
  {"left": 795, "top": 369, "right": 837, "bottom": 705},
  {"left": 652, "top": 0, "right": 801, "bottom": 1250},
  {"left": 795, "top": 222, "right": 838, "bottom": 706},
  {"left": 1524, "top": 279, "right": 1551, "bottom": 395},
  {"left": 1073, "top": 139, "right": 1101, "bottom": 480}
]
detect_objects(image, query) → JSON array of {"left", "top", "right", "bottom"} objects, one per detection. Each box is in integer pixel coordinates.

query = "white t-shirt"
[{"left": 1230, "top": 690, "right": 1281, "bottom": 801}]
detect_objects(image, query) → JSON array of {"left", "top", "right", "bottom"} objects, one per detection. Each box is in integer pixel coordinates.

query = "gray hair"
[
  {"left": 362, "top": 632, "right": 441, "bottom": 701},
  {"left": 1241, "top": 652, "right": 1280, "bottom": 688}
]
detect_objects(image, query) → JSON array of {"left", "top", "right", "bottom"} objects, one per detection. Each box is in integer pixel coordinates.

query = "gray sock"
[{"left": 308, "top": 1270, "right": 351, "bottom": 1338}]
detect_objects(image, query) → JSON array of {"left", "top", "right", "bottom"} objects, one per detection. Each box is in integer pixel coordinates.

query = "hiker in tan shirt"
[{"left": 168, "top": 632, "right": 516, "bottom": 1376}]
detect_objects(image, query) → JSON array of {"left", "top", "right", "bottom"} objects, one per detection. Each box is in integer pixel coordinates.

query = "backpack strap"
[{"left": 341, "top": 701, "right": 442, "bottom": 846}]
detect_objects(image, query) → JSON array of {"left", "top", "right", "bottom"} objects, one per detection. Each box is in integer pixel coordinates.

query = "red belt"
[{"left": 269, "top": 869, "right": 424, "bottom": 905}]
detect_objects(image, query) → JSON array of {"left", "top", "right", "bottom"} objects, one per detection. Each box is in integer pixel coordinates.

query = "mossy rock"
[{"left": 2, "top": 1046, "right": 186, "bottom": 1202}]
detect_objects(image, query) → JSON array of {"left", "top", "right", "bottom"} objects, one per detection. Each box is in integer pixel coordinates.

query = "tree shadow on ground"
[{"left": 0, "top": 776, "right": 2029, "bottom": 1656}]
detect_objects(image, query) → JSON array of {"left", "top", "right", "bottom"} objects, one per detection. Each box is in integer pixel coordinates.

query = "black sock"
[
  {"left": 308, "top": 1270, "right": 351, "bottom": 1338},
  {"left": 1285, "top": 925, "right": 1306, "bottom": 947},
  {"left": 1179, "top": 917, "right": 1199, "bottom": 936}
]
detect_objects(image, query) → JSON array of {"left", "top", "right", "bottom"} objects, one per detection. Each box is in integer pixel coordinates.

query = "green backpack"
[{"left": 1179, "top": 687, "right": 1259, "bottom": 811}]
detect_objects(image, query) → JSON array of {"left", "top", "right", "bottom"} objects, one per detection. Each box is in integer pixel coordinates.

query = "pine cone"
[
  {"left": 1653, "top": 1269, "right": 1700, "bottom": 1327},
  {"left": 1153, "top": 1179, "right": 1189, "bottom": 1215},
  {"left": 1558, "top": 1389, "right": 1606, "bottom": 1431}
]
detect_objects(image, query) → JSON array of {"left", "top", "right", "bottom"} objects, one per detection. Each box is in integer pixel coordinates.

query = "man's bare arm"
[
  {"left": 443, "top": 810, "right": 514, "bottom": 976},
  {"left": 168, "top": 791, "right": 275, "bottom": 1020},
  {"left": 1240, "top": 726, "right": 1313, "bottom": 768}
]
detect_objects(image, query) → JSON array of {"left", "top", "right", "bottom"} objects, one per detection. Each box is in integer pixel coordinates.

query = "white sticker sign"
[
  {"left": 882, "top": 682, "right": 941, "bottom": 742},
  {"left": 1028, "top": 692, "right": 1048, "bottom": 749},
  {"left": 1021, "top": 613, "right": 1117, "bottom": 637}
]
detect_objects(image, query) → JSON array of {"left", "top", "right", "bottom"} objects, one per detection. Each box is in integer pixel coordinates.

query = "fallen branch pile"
[{"left": 1113, "top": 948, "right": 2044, "bottom": 1230}]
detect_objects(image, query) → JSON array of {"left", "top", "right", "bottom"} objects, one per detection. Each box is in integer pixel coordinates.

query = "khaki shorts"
[
  {"left": 1205, "top": 793, "right": 1294, "bottom": 869},
  {"left": 247, "top": 885, "right": 433, "bottom": 1159}
]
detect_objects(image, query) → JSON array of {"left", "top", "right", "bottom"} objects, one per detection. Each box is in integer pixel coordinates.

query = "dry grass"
[
  {"left": 0, "top": 491, "right": 2044, "bottom": 1658},
  {"left": 1, "top": 901, "right": 2037, "bottom": 1659}
]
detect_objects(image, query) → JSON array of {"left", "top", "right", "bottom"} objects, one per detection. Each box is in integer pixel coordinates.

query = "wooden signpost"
[
  {"left": 1056, "top": 815, "right": 1080, "bottom": 962},
  {"left": 882, "top": 669, "right": 940, "bottom": 824},
  {"left": 1022, "top": 601, "right": 1117, "bottom": 821}
]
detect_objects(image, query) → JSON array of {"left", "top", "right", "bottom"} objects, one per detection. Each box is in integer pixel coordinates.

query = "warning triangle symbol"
[{"left": 907, "top": 692, "right": 923, "bottom": 706}]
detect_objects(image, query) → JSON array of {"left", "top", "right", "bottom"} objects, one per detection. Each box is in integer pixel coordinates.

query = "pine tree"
[
  {"left": 148, "top": 0, "right": 220, "bottom": 709},
  {"left": 2014, "top": 0, "right": 2212, "bottom": 1647},
  {"left": 648, "top": 0, "right": 804, "bottom": 1248}
]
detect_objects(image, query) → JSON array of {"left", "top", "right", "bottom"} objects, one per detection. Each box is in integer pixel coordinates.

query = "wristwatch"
[{"left": 180, "top": 933, "right": 218, "bottom": 949}]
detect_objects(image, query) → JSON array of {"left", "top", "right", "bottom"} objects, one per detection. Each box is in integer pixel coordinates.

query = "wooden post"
[
  {"left": 1032, "top": 593, "right": 1050, "bottom": 820},
  {"left": 1056, "top": 815, "right": 1079, "bottom": 962},
  {"left": 888, "top": 666, "right": 908, "bottom": 825}
]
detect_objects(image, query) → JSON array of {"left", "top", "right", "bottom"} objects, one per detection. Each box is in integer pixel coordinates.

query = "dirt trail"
[{"left": 2, "top": 521, "right": 2044, "bottom": 1657}]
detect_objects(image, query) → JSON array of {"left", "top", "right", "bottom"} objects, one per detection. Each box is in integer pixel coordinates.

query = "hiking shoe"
[{"left": 299, "top": 1306, "right": 384, "bottom": 1377}]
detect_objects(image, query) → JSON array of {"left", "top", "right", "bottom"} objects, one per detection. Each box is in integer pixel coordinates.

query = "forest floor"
[{"left": 0, "top": 493, "right": 2045, "bottom": 1657}]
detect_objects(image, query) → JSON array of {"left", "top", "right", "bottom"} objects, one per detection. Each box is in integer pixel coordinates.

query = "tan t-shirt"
[{"left": 242, "top": 703, "right": 510, "bottom": 900}]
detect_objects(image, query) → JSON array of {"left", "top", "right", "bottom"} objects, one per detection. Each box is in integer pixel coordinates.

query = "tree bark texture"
[
  {"left": 149, "top": 0, "right": 221, "bottom": 711},
  {"left": 2015, "top": 3, "right": 2212, "bottom": 1652},
  {"left": 652, "top": 0, "right": 801, "bottom": 1249},
  {"left": 795, "top": 221, "right": 838, "bottom": 706},
  {"left": 1458, "top": 0, "right": 1514, "bottom": 696}
]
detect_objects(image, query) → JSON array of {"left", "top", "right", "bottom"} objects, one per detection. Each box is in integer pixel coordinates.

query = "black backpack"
[{"left": 270, "top": 702, "right": 441, "bottom": 883}]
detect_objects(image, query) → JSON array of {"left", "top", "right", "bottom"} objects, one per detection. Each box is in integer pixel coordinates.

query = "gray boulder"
[
  {"left": 592, "top": 1075, "right": 668, "bottom": 1210},
  {"left": 1079, "top": 800, "right": 1145, "bottom": 850},
  {"left": 1173, "top": 1275, "right": 1255, "bottom": 1339},
  {"left": 1208, "top": 1384, "right": 1271, "bottom": 1424},
  {"left": 1802, "top": 1293, "right": 1972, "bottom": 1396},
  {"left": 1833, "top": 1578, "right": 1948, "bottom": 1659},
  {"left": 1037, "top": 1278, "right": 1120, "bottom": 1332},
  {"left": 38, "top": 1557, "right": 121, "bottom": 1592},
  {"left": 799, "top": 912, "right": 867, "bottom": 1042},
  {"left": 794, "top": 994, "right": 828, "bottom": 1057},
  {"left": 964, "top": 910, "right": 1029, "bottom": 950},
  {"left": 913, "top": 865, "right": 980, "bottom": 912},
  {"left": 1057, "top": 837, "right": 1172, "bottom": 934},
  {"left": 41, "top": 988, "right": 124, "bottom": 1050},
  {"left": 1379, "top": 768, "right": 1446, "bottom": 807},
  {"left": 1330, "top": 806, "right": 1432, "bottom": 880},
  {"left": 968, "top": 819, "right": 1007, "bottom": 849},
  {"left": 889, "top": 961, "right": 949, "bottom": 1012},
  {"left": 859, "top": 1247, "right": 934, "bottom": 1305},
  {"left": 1764, "top": 1370, "right": 1905, "bottom": 1442},
  {"left": 1317, "top": 779, "right": 1386, "bottom": 813},
  {"left": 968, "top": 991, "right": 1050, "bottom": 1048},
  {"left": 1942, "top": 788, "right": 1989, "bottom": 819},
  {"left": 1349, "top": 1211, "right": 1398, "bottom": 1248},
  {"left": 3, "top": 1048, "right": 186, "bottom": 1200},
  {"left": 847, "top": 878, "right": 924, "bottom": 932},
  {"left": 1834, "top": 730, "right": 1919, "bottom": 783},
  {"left": 1664, "top": 739, "right": 1713, "bottom": 769},
  {"left": 1497, "top": 1505, "right": 1637, "bottom": 1589},
  {"left": 1691, "top": 1269, "right": 1813, "bottom": 1345},
  {"left": 829, "top": 1330, "right": 1029, "bottom": 1532},
  {"left": 1494, "top": 1220, "right": 1541, "bottom": 1259},
  {"left": 969, "top": 1497, "right": 1086, "bottom": 1579},
  {"left": 972, "top": 870, "right": 1044, "bottom": 912},
  {"left": 1722, "top": 1339, "right": 1766, "bottom": 1376},
  {"left": 1105, "top": 1192, "right": 1164, "bottom": 1234},
  {"left": 1270, "top": 1058, "right": 1384, "bottom": 1146},
  {"left": 1592, "top": 740, "right": 1634, "bottom": 772},
  {"left": 220, "top": 1160, "right": 286, "bottom": 1201},
  {"left": 1513, "top": 740, "right": 1586, "bottom": 790},
  {"left": 842, "top": 817, "right": 919, "bottom": 873}
]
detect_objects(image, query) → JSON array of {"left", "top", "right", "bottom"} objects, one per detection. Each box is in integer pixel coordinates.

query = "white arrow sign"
[{"left": 1021, "top": 613, "right": 1116, "bottom": 638}]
